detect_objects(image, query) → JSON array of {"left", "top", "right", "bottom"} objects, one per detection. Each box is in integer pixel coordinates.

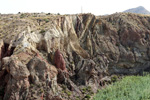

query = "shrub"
[
  {"left": 66, "top": 91, "right": 71, "bottom": 96},
  {"left": 141, "top": 52, "right": 144, "bottom": 56},
  {"left": 111, "top": 75, "right": 118, "bottom": 82},
  {"left": 85, "top": 94, "right": 91, "bottom": 99},
  {"left": 44, "top": 19, "right": 49, "bottom": 23},
  {"left": 46, "top": 13, "right": 51, "bottom": 15},
  {"left": 93, "top": 74, "right": 150, "bottom": 100},
  {"left": 20, "top": 14, "right": 26, "bottom": 18},
  {"left": 40, "top": 29, "right": 46, "bottom": 33}
]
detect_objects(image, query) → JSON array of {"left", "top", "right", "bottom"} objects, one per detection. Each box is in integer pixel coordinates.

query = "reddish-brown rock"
[{"left": 54, "top": 49, "right": 66, "bottom": 71}]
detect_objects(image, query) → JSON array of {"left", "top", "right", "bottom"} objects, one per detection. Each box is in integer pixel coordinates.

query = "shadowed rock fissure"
[
  {"left": 0, "top": 42, "right": 16, "bottom": 99},
  {"left": 4, "top": 43, "right": 15, "bottom": 58}
]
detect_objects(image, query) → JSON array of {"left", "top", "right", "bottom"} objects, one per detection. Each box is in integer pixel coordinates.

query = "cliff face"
[{"left": 0, "top": 13, "right": 150, "bottom": 100}]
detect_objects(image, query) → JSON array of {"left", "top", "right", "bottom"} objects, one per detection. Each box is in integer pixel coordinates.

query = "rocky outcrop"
[
  {"left": 2, "top": 56, "right": 30, "bottom": 100},
  {"left": 27, "top": 57, "right": 59, "bottom": 100},
  {"left": 1, "top": 54, "right": 59, "bottom": 100},
  {"left": 102, "top": 13, "right": 150, "bottom": 74},
  {"left": 0, "top": 12, "right": 150, "bottom": 99}
]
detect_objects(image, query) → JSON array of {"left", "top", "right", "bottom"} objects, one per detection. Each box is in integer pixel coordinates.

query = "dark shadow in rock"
[{"left": 3, "top": 43, "right": 15, "bottom": 59}]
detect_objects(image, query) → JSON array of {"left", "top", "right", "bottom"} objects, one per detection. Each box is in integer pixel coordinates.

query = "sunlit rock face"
[{"left": 0, "top": 12, "right": 150, "bottom": 99}]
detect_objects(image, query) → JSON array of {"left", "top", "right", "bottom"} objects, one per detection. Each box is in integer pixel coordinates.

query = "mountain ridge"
[{"left": 123, "top": 6, "right": 150, "bottom": 14}]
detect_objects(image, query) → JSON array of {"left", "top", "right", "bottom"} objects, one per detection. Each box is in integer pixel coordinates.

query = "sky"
[{"left": 0, "top": 0, "right": 149, "bottom": 15}]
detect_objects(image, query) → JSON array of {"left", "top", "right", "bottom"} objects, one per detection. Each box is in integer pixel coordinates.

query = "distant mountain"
[{"left": 123, "top": 6, "right": 150, "bottom": 14}]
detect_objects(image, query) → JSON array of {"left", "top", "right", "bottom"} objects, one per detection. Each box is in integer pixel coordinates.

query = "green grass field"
[{"left": 93, "top": 74, "right": 150, "bottom": 100}]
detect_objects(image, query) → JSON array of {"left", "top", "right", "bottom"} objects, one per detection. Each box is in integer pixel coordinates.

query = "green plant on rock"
[
  {"left": 44, "top": 19, "right": 49, "bottom": 23},
  {"left": 82, "top": 86, "right": 93, "bottom": 95},
  {"left": 82, "top": 88, "right": 87, "bottom": 94},
  {"left": 84, "top": 94, "right": 91, "bottom": 99},
  {"left": 30, "top": 84, "right": 35, "bottom": 87},
  {"left": 66, "top": 90, "right": 71, "bottom": 96},
  {"left": 62, "top": 84, "right": 67, "bottom": 91},
  {"left": 141, "top": 52, "right": 144, "bottom": 56},
  {"left": 40, "top": 29, "right": 46, "bottom": 34},
  {"left": 75, "top": 96, "right": 80, "bottom": 100},
  {"left": 20, "top": 14, "right": 26, "bottom": 18},
  {"left": 46, "top": 13, "right": 51, "bottom": 15},
  {"left": 61, "top": 90, "right": 65, "bottom": 94},
  {"left": 75, "top": 98, "right": 80, "bottom": 100},
  {"left": 111, "top": 75, "right": 118, "bottom": 82},
  {"left": 40, "top": 88, "right": 44, "bottom": 93},
  {"left": 87, "top": 86, "right": 92, "bottom": 91}
]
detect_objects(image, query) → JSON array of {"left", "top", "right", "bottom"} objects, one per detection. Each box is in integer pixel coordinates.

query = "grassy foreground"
[{"left": 93, "top": 74, "right": 150, "bottom": 100}]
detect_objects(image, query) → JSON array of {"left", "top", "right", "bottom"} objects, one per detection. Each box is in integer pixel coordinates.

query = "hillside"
[
  {"left": 123, "top": 6, "right": 150, "bottom": 14},
  {"left": 0, "top": 12, "right": 150, "bottom": 100}
]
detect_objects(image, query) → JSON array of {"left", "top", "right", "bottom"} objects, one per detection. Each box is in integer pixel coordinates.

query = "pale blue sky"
[{"left": 0, "top": 0, "right": 149, "bottom": 15}]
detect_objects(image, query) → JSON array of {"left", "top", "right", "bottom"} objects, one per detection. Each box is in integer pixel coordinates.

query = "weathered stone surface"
[
  {"left": 2, "top": 56, "right": 30, "bottom": 100},
  {"left": 0, "top": 12, "right": 150, "bottom": 100},
  {"left": 28, "top": 57, "right": 58, "bottom": 85}
]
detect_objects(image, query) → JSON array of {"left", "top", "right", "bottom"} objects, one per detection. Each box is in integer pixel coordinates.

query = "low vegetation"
[{"left": 93, "top": 74, "right": 150, "bottom": 100}]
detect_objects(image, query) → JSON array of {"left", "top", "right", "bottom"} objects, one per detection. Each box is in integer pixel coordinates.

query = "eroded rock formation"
[{"left": 0, "top": 12, "right": 150, "bottom": 99}]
